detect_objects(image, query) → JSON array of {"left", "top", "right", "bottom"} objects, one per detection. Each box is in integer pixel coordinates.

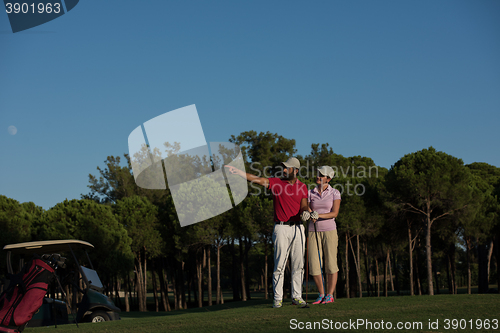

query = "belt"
[{"left": 275, "top": 221, "right": 301, "bottom": 226}]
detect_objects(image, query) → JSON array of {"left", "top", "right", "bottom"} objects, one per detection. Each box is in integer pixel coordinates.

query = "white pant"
[{"left": 272, "top": 223, "right": 305, "bottom": 300}]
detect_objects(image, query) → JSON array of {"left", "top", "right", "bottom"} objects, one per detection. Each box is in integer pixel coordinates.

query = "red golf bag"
[{"left": 0, "top": 256, "right": 56, "bottom": 332}]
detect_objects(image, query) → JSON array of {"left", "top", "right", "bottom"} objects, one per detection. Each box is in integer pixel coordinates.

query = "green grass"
[{"left": 25, "top": 294, "right": 500, "bottom": 333}]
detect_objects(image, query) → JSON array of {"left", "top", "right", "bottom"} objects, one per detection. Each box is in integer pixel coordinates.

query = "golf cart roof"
[{"left": 3, "top": 239, "right": 94, "bottom": 255}]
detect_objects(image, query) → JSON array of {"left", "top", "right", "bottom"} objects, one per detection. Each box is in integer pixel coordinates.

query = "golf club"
[
  {"left": 313, "top": 220, "right": 326, "bottom": 297},
  {"left": 299, "top": 223, "right": 309, "bottom": 309},
  {"left": 305, "top": 227, "right": 309, "bottom": 303}
]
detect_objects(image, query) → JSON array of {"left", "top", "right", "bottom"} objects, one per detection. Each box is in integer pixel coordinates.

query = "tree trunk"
[
  {"left": 451, "top": 244, "right": 457, "bottom": 294},
  {"left": 172, "top": 267, "right": 178, "bottom": 310},
  {"left": 231, "top": 239, "right": 240, "bottom": 301},
  {"left": 152, "top": 267, "right": 159, "bottom": 312},
  {"left": 134, "top": 251, "right": 146, "bottom": 312},
  {"left": 240, "top": 237, "right": 247, "bottom": 301},
  {"left": 425, "top": 208, "right": 434, "bottom": 295},
  {"left": 392, "top": 251, "right": 400, "bottom": 296},
  {"left": 345, "top": 233, "right": 350, "bottom": 298},
  {"left": 133, "top": 272, "right": 138, "bottom": 310},
  {"left": 388, "top": 252, "right": 394, "bottom": 292},
  {"left": 414, "top": 251, "right": 422, "bottom": 295},
  {"left": 246, "top": 238, "right": 252, "bottom": 300},
  {"left": 446, "top": 242, "right": 457, "bottom": 294},
  {"left": 348, "top": 235, "right": 361, "bottom": 297},
  {"left": 207, "top": 246, "right": 212, "bottom": 306},
  {"left": 188, "top": 271, "right": 192, "bottom": 305},
  {"left": 181, "top": 261, "right": 187, "bottom": 309},
  {"left": 446, "top": 254, "right": 453, "bottom": 294},
  {"left": 115, "top": 278, "right": 122, "bottom": 308},
  {"left": 384, "top": 250, "right": 389, "bottom": 297},
  {"left": 143, "top": 254, "right": 147, "bottom": 311},
  {"left": 348, "top": 235, "right": 362, "bottom": 298},
  {"left": 408, "top": 226, "right": 414, "bottom": 296},
  {"left": 477, "top": 240, "right": 490, "bottom": 293},
  {"left": 486, "top": 239, "right": 494, "bottom": 287},
  {"left": 124, "top": 273, "right": 130, "bottom": 312},
  {"left": 363, "top": 242, "right": 372, "bottom": 297},
  {"left": 375, "top": 258, "right": 380, "bottom": 297},
  {"left": 197, "top": 250, "right": 203, "bottom": 308},
  {"left": 336, "top": 244, "right": 344, "bottom": 298},
  {"left": 264, "top": 241, "right": 269, "bottom": 299},
  {"left": 217, "top": 245, "right": 221, "bottom": 305},
  {"left": 495, "top": 235, "right": 500, "bottom": 293},
  {"left": 433, "top": 264, "right": 440, "bottom": 294},
  {"left": 349, "top": 236, "right": 362, "bottom": 298},
  {"left": 134, "top": 261, "right": 140, "bottom": 311},
  {"left": 159, "top": 264, "right": 170, "bottom": 311},
  {"left": 466, "top": 237, "right": 472, "bottom": 294},
  {"left": 357, "top": 235, "right": 362, "bottom": 298}
]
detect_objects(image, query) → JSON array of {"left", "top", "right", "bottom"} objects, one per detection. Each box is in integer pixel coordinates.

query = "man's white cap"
[
  {"left": 282, "top": 157, "right": 300, "bottom": 169},
  {"left": 317, "top": 166, "right": 335, "bottom": 178}
]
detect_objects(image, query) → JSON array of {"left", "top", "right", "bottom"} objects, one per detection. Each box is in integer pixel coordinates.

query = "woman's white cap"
[{"left": 317, "top": 166, "right": 335, "bottom": 178}]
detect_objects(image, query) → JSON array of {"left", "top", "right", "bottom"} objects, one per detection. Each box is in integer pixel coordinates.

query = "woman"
[{"left": 308, "top": 166, "right": 341, "bottom": 304}]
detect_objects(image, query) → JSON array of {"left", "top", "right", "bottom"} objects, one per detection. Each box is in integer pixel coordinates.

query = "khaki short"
[{"left": 308, "top": 229, "right": 339, "bottom": 276}]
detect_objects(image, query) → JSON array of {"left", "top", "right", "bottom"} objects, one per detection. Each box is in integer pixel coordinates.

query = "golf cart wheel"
[{"left": 89, "top": 311, "right": 110, "bottom": 323}]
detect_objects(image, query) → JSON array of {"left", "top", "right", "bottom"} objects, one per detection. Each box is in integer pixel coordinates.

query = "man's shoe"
[
  {"left": 292, "top": 298, "right": 307, "bottom": 306},
  {"left": 312, "top": 294, "right": 324, "bottom": 304},
  {"left": 273, "top": 299, "right": 282, "bottom": 308},
  {"left": 321, "top": 294, "right": 334, "bottom": 304}
]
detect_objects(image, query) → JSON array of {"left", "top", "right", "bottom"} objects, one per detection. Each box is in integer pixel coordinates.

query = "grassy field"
[{"left": 24, "top": 294, "right": 500, "bottom": 333}]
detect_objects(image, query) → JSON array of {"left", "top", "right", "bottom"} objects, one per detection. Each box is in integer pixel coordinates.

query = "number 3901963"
[{"left": 5, "top": 3, "right": 61, "bottom": 14}]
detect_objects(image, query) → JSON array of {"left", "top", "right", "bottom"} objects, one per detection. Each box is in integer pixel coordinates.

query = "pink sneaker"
[
  {"left": 321, "top": 294, "right": 334, "bottom": 304},
  {"left": 312, "top": 294, "right": 324, "bottom": 304}
]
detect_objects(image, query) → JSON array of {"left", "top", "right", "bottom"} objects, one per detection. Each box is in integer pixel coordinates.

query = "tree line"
[{"left": 1, "top": 130, "right": 499, "bottom": 311}]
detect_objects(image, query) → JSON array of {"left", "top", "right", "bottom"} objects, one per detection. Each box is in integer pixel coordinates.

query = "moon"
[{"left": 8, "top": 126, "right": 17, "bottom": 135}]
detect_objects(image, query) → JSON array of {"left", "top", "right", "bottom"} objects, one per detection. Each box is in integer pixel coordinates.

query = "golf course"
[{"left": 24, "top": 293, "right": 499, "bottom": 333}]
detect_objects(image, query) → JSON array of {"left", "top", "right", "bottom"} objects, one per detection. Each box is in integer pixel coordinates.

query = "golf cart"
[{"left": 2, "top": 239, "right": 121, "bottom": 326}]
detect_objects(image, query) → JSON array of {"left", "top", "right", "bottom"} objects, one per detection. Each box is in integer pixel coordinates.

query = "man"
[{"left": 225, "top": 157, "right": 309, "bottom": 308}]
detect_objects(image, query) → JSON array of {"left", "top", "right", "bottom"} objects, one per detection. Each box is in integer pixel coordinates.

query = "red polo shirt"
[{"left": 268, "top": 178, "right": 308, "bottom": 222}]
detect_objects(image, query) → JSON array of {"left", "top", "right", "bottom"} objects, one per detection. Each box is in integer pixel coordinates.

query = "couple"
[{"left": 225, "top": 157, "right": 341, "bottom": 307}]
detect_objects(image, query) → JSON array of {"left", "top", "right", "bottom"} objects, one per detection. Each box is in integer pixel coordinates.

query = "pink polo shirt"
[{"left": 308, "top": 185, "right": 341, "bottom": 232}]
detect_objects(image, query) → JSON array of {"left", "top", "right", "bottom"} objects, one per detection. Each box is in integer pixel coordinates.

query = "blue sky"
[{"left": 1, "top": 0, "right": 499, "bottom": 210}]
